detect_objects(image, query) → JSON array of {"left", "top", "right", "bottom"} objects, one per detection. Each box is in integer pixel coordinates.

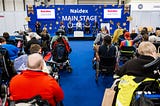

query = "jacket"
[
  {"left": 9, "top": 70, "right": 64, "bottom": 106},
  {"left": 115, "top": 55, "right": 156, "bottom": 78}
]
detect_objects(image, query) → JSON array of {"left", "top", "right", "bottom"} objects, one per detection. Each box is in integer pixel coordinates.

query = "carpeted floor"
[{"left": 60, "top": 41, "right": 114, "bottom": 106}]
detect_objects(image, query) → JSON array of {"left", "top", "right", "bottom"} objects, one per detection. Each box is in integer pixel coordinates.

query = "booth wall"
[
  {"left": 27, "top": 5, "right": 130, "bottom": 36},
  {"left": 130, "top": 3, "right": 160, "bottom": 33}
]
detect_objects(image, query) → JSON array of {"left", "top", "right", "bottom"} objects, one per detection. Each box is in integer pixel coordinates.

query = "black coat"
[
  {"left": 115, "top": 55, "right": 156, "bottom": 78},
  {"left": 24, "top": 37, "right": 40, "bottom": 54}
]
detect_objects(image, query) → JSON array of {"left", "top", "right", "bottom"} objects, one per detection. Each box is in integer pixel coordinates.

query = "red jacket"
[{"left": 9, "top": 70, "right": 64, "bottom": 106}]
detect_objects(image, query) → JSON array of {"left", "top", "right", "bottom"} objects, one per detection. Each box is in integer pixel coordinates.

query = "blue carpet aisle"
[{"left": 60, "top": 41, "right": 114, "bottom": 106}]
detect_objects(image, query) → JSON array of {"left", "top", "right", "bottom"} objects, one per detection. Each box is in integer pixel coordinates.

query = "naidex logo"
[
  {"left": 104, "top": 9, "right": 122, "bottom": 19},
  {"left": 37, "top": 9, "right": 55, "bottom": 19}
]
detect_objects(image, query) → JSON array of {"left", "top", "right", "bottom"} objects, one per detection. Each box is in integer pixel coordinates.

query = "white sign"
[
  {"left": 74, "top": 31, "right": 84, "bottom": 37},
  {"left": 37, "top": 9, "right": 55, "bottom": 19},
  {"left": 103, "top": 9, "right": 122, "bottom": 19}
]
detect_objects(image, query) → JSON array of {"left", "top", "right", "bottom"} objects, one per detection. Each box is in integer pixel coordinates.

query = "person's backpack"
[
  {"left": 52, "top": 37, "right": 67, "bottom": 62},
  {"left": 55, "top": 43, "right": 66, "bottom": 60},
  {"left": 0, "top": 46, "right": 16, "bottom": 81}
]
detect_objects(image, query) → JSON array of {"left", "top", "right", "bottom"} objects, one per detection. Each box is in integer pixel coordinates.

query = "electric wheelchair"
[{"left": 95, "top": 56, "right": 117, "bottom": 82}]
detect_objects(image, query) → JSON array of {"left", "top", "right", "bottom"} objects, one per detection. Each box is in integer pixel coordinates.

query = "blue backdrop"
[{"left": 27, "top": 5, "right": 131, "bottom": 36}]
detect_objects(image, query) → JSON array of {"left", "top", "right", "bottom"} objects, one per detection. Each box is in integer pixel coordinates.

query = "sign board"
[
  {"left": 103, "top": 9, "right": 122, "bottom": 19},
  {"left": 37, "top": 9, "right": 55, "bottom": 19}
]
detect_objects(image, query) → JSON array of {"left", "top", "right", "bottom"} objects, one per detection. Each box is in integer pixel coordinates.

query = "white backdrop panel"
[
  {"left": 0, "top": 11, "right": 27, "bottom": 35},
  {"left": 130, "top": 11, "right": 160, "bottom": 32},
  {"left": 0, "top": 13, "right": 5, "bottom": 35}
]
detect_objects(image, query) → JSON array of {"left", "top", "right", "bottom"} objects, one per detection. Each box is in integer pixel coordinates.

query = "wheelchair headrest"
[
  {"left": 56, "top": 29, "right": 65, "bottom": 37},
  {"left": 144, "top": 57, "right": 160, "bottom": 68}
]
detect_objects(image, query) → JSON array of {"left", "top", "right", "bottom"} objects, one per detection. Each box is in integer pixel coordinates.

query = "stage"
[{"left": 66, "top": 33, "right": 96, "bottom": 41}]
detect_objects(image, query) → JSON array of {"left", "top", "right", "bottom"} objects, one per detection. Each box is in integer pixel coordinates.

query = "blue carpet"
[{"left": 60, "top": 41, "right": 114, "bottom": 106}]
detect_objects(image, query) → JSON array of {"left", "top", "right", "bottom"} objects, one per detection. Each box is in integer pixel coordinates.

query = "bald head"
[{"left": 27, "top": 53, "right": 44, "bottom": 70}]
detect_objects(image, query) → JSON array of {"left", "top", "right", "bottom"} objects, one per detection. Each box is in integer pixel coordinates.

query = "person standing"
[{"left": 35, "top": 21, "right": 41, "bottom": 35}]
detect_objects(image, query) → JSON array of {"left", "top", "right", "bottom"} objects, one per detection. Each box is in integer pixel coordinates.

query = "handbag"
[{"left": 101, "top": 88, "right": 115, "bottom": 106}]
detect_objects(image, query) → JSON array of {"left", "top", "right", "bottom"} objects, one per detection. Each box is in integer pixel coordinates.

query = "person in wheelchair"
[
  {"left": 119, "top": 32, "right": 141, "bottom": 63},
  {"left": 92, "top": 26, "right": 110, "bottom": 64},
  {"left": 0, "top": 37, "right": 19, "bottom": 61},
  {"left": 94, "top": 35, "right": 118, "bottom": 81},
  {"left": 50, "top": 29, "right": 72, "bottom": 72},
  {"left": 50, "top": 29, "right": 71, "bottom": 62},
  {"left": 114, "top": 41, "right": 159, "bottom": 106},
  {"left": 14, "top": 44, "right": 50, "bottom": 74},
  {"left": 9, "top": 53, "right": 64, "bottom": 106},
  {"left": 3, "top": 32, "right": 15, "bottom": 45}
]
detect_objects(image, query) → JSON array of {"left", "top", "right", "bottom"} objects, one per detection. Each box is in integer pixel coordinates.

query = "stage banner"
[{"left": 27, "top": 5, "right": 130, "bottom": 36}]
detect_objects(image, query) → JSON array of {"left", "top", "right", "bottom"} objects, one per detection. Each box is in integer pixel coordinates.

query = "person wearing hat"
[
  {"left": 9, "top": 53, "right": 64, "bottom": 106},
  {"left": 50, "top": 29, "right": 70, "bottom": 51},
  {"left": 119, "top": 32, "right": 141, "bottom": 49}
]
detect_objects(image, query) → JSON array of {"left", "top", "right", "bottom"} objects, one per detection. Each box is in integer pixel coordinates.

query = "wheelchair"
[
  {"left": 51, "top": 43, "right": 72, "bottom": 73},
  {"left": 111, "top": 57, "right": 160, "bottom": 106},
  {"left": 8, "top": 95, "right": 64, "bottom": 106},
  {"left": 119, "top": 46, "right": 136, "bottom": 64},
  {"left": 95, "top": 56, "right": 116, "bottom": 82},
  {"left": 51, "top": 30, "right": 72, "bottom": 73},
  {"left": 8, "top": 95, "right": 50, "bottom": 106},
  {"left": 0, "top": 46, "right": 17, "bottom": 106}
]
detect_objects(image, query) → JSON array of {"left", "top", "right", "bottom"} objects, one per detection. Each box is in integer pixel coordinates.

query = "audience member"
[
  {"left": 155, "top": 28, "right": 160, "bottom": 41},
  {"left": 115, "top": 41, "right": 158, "bottom": 78},
  {"left": 148, "top": 35, "right": 157, "bottom": 43},
  {"left": 14, "top": 44, "right": 50, "bottom": 74},
  {"left": 50, "top": 29, "right": 69, "bottom": 48},
  {"left": 76, "top": 19, "right": 82, "bottom": 31},
  {"left": 115, "top": 41, "right": 158, "bottom": 106},
  {"left": 119, "top": 32, "right": 141, "bottom": 49},
  {"left": 142, "top": 27, "right": 148, "bottom": 35},
  {"left": 130, "top": 28, "right": 138, "bottom": 40},
  {"left": 118, "top": 29, "right": 127, "bottom": 45},
  {"left": 9, "top": 53, "right": 64, "bottom": 106},
  {"left": 94, "top": 26, "right": 109, "bottom": 45},
  {"left": 24, "top": 32, "right": 41, "bottom": 54},
  {"left": 141, "top": 33, "right": 149, "bottom": 41},
  {"left": 95, "top": 35, "right": 118, "bottom": 62},
  {"left": 3, "top": 32, "right": 15, "bottom": 45},
  {"left": 50, "top": 29, "right": 71, "bottom": 55},
  {"left": 0, "top": 37, "right": 19, "bottom": 60},
  {"left": 112, "top": 27, "right": 123, "bottom": 44}
]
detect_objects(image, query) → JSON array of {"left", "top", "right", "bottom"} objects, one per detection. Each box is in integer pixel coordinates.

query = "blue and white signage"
[
  {"left": 104, "top": 9, "right": 122, "bottom": 19},
  {"left": 37, "top": 9, "right": 55, "bottom": 19}
]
